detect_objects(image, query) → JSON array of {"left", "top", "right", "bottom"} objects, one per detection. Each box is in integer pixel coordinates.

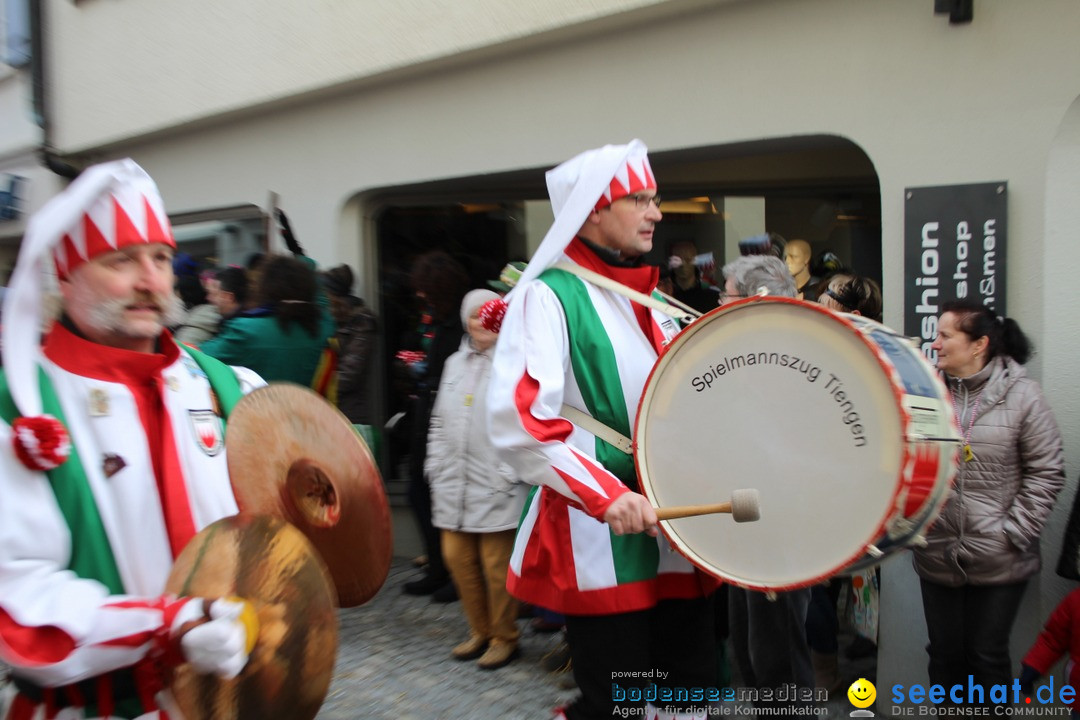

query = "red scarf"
[
  {"left": 43, "top": 324, "right": 196, "bottom": 558},
  {"left": 565, "top": 238, "right": 666, "bottom": 353}
]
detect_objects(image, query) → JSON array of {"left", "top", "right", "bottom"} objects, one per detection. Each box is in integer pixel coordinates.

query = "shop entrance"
[{"left": 371, "top": 134, "right": 882, "bottom": 483}]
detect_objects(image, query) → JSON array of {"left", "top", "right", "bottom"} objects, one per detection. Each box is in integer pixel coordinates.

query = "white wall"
[
  {"left": 100, "top": 0, "right": 1078, "bottom": 341},
  {"left": 1041, "top": 97, "right": 1080, "bottom": 604},
  {"left": 45, "top": 0, "right": 725, "bottom": 152}
]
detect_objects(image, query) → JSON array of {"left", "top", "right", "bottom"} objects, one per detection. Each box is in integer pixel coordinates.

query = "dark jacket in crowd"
[{"left": 334, "top": 297, "right": 378, "bottom": 425}]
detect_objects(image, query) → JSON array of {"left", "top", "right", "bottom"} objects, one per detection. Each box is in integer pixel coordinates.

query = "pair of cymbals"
[
  {"left": 225, "top": 383, "right": 393, "bottom": 608},
  {"left": 166, "top": 384, "right": 391, "bottom": 719}
]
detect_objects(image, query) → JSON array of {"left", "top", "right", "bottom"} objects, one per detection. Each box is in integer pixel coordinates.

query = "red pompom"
[
  {"left": 478, "top": 298, "right": 508, "bottom": 334},
  {"left": 12, "top": 415, "right": 71, "bottom": 471}
]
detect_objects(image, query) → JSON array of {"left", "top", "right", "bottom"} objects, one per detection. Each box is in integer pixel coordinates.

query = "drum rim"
[{"left": 633, "top": 296, "right": 936, "bottom": 591}]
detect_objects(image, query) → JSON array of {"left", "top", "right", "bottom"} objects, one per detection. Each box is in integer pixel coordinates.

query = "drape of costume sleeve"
[
  {"left": 1023, "top": 591, "right": 1077, "bottom": 674},
  {"left": 0, "top": 442, "right": 177, "bottom": 686}
]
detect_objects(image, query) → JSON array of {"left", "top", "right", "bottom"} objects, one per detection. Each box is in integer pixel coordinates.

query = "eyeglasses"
[
  {"left": 623, "top": 193, "right": 662, "bottom": 210},
  {"left": 718, "top": 292, "right": 746, "bottom": 303}
]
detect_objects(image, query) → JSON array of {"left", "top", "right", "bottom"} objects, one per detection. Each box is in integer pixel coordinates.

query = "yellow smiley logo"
[{"left": 848, "top": 678, "right": 876, "bottom": 709}]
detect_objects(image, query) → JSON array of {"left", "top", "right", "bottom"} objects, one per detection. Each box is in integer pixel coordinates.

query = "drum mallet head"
[
  {"left": 730, "top": 488, "right": 761, "bottom": 523},
  {"left": 653, "top": 489, "right": 761, "bottom": 523}
]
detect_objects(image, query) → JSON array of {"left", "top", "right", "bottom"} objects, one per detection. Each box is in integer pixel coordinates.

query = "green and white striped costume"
[{"left": 488, "top": 239, "right": 713, "bottom": 615}]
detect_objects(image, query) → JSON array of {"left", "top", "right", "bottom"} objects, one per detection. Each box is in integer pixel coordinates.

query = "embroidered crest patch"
[{"left": 189, "top": 410, "right": 224, "bottom": 456}]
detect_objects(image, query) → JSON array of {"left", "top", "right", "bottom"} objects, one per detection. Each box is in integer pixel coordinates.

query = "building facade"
[{"left": 15, "top": 0, "right": 1080, "bottom": 701}]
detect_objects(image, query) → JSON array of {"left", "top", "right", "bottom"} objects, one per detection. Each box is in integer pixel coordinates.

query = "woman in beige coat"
[
  {"left": 425, "top": 289, "right": 529, "bottom": 670},
  {"left": 915, "top": 299, "right": 1064, "bottom": 694}
]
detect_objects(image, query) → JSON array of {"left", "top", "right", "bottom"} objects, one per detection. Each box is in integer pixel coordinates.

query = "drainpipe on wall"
[{"left": 28, "top": 0, "right": 79, "bottom": 179}]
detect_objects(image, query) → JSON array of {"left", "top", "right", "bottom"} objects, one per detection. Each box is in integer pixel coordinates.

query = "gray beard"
[{"left": 84, "top": 293, "right": 186, "bottom": 338}]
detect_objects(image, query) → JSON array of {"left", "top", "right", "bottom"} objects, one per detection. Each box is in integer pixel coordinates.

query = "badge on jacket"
[
  {"left": 102, "top": 453, "right": 126, "bottom": 478},
  {"left": 189, "top": 410, "right": 224, "bottom": 456},
  {"left": 89, "top": 388, "right": 109, "bottom": 417}
]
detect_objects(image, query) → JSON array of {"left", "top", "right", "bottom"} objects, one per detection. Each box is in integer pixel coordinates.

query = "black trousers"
[
  {"left": 728, "top": 586, "right": 813, "bottom": 710},
  {"left": 919, "top": 578, "right": 1028, "bottom": 699},
  {"left": 407, "top": 394, "right": 446, "bottom": 580},
  {"left": 563, "top": 595, "right": 716, "bottom": 720}
]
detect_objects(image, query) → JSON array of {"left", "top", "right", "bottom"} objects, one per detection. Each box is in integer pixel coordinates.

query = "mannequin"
[{"left": 784, "top": 239, "right": 819, "bottom": 301}]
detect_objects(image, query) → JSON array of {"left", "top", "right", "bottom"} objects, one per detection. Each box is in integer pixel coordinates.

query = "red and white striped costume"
[
  {"left": 0, "top": 325, "right": 263, "bottom": 720},
  {"left": 487, "top": 239, "right": 715, "bottom": 615}
]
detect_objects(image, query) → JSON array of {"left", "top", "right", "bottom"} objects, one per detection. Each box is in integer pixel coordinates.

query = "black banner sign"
[{"left": 904, "top": 182, "right": 1007, "bottom": 362}]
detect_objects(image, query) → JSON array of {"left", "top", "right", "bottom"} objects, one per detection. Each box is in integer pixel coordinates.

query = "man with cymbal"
[
  {"left": 487, "top": 140, "right": 717, "bottom": 720},
  {"left": 0, "top": 160, "right": 262, "bottom": 719}
]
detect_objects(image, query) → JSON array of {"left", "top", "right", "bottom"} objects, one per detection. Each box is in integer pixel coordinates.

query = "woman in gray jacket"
[
  {"left": 425, "top": 289, "right": 529, "bottom": 670},
  {"left": 915, "top": 299, "right": 1064, "bottom": 694}
]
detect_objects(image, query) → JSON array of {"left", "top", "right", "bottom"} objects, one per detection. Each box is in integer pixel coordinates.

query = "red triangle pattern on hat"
[
  {"left": 54, "top": 193, "right": 175, "bottom": 278},
  {"left": 84, "top": 206, "right": 117, "bottom": 263},
  {"left": 594, "top": 157, "right": 657, "bottom": 211}
]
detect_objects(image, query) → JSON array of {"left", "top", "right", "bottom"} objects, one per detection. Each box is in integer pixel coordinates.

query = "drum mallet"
[{"left": 655, "top": 489, "right": 761, "bottom": 523}]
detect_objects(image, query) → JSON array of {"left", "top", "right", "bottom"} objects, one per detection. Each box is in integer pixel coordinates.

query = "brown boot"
[
  {"left": 477, "top": 641, "right": 519, "bottom": 670},
  {"left": 811, "top": 650, "right": 842, "bottom": 692},
  {"left": 451, "top": 635, "right": 489, "bottom": 660}
]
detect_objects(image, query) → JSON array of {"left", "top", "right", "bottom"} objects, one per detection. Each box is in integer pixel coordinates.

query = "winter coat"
[
  {"left": 913, "top": 355, "right": 1064, "bottom": 586},
  {"left": 425, "top": 334, "right": 527, "bottom": 533},
  {"left": 174, "top": 303, "right": 221, "bottom": 347},
  {"left": 334, "top": 298, "right": 378, "bottom": 425},
  {"left": 200, "top": 306, "right": 336, "bottom": 386}
]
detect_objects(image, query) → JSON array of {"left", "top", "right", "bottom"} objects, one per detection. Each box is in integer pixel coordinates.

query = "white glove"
[{"left": 178, "top": 598, "right": 255, "bottom": 679}]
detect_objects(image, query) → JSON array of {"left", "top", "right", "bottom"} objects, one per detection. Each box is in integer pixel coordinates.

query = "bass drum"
[{"left": 634, "top": 297, "right": 959, "bottom": 591}]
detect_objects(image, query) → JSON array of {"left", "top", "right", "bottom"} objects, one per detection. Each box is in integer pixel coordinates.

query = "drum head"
[{"left": 636, "top": 298, "right": 906, "bottom": 590}]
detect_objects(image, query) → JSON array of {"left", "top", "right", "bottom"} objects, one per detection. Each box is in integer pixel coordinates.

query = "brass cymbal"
[
  {"left": 226, "top": 383, "right": 392, "bottom": 607},
  {"left": 166, "top": 513, "right": 337, "bottom": 720}
]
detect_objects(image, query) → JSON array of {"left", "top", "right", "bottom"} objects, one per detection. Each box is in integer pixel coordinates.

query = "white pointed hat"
[
  {"left": 507, "top": 139, "right": 654, "bottom": 298},
  {"left": 1, "top": 159, "right": 174, "bottom": 468}
]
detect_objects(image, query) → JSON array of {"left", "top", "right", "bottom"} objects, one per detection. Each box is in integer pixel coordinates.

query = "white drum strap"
[
  {"left": 654, "top": 290, "right": 703, "bottom": 319},
  {"left": 552, "top": 262, "right": 699, "bottom": 324},
  {"left": 559, "top": 404, "right": 633, "bottom": 455},
  {"left": 551, "top": 261, "right": 692, "bottom": 456}
]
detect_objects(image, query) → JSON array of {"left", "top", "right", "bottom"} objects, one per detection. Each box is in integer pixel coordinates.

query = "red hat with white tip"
[{"left": 1, "top": 158, "right": 175, "bottom": 470}]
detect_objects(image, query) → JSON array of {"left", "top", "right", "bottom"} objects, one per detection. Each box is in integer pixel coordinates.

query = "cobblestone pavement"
[
  {"left": 317, "top": 558, "right": 578, "bottom": 720},
  {"left": 0, "top": 559, "right": 876, "bottom": 720},
  {"left": 316, "top": 558, "right": 877, "bottom": 720}
]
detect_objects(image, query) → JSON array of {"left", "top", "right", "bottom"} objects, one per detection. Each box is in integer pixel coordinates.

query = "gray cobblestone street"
[
  {"left": 316, "top": 558, "right": 875, "bottom": 720},
  {"left": 317, "top": 557, "right": 578, "bottom": 719},
  {"left": 0, "top": 561, "right": 875, "bottom": 720}
]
